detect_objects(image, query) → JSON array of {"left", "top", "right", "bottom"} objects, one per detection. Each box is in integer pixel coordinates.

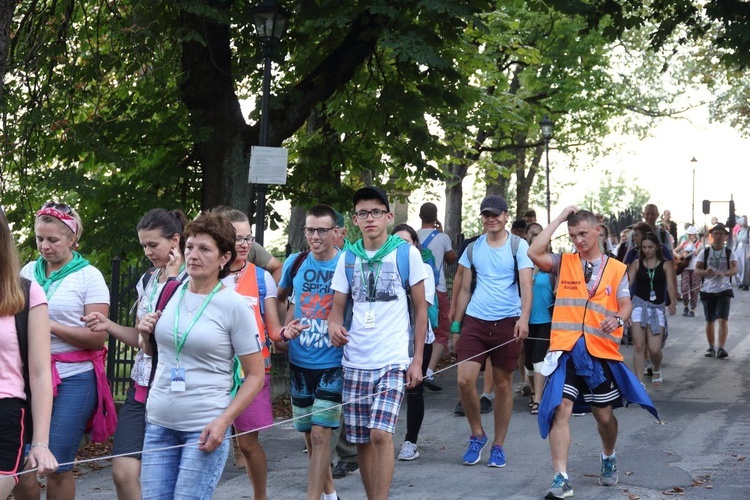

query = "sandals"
[
  {"left": 530, "top": 402, "right": 539, "bottom": 415},
  {"left": 527, "top": 393, "right": 536, "bottom": 407},
  {"left": 652, "top": 370, "right": 663, "bottom": 387}
]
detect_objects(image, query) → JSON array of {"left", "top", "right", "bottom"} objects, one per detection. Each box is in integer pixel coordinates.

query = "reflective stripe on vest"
[
  {"left": 550, "top": 253, "right": 626, "bottom": 361},
  {"left": 236, "top": 263, "right": 272, "bottom": 373}
]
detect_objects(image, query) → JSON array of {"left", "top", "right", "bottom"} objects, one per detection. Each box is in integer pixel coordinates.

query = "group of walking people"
[{"left": 0, "top": 193, "right": 742, "bottom": 500}]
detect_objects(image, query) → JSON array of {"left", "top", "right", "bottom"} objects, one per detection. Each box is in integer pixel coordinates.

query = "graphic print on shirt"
[
  {"left": 297, "top": 267, "right": 336, "bottom": 349},
  {"left": 351, "top": 261, "right": 399, "bottom": 304}
]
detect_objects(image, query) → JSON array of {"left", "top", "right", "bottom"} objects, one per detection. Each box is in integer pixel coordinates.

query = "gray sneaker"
[
  {"left": 599, "top": 455, "right": 618, "bottom": 486},
  {"left": 545, "top": 472, "right": 573, "bottom": 499},
  {"left": 480, "top": 396, "right": 493, "bottom": 414},
  {"left": 717, "top": 347, "right": 729, "bottom": 359}
]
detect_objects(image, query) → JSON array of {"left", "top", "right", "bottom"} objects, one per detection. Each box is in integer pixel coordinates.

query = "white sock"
[
  {"left": 322, "top": 492, "right": 337, "bottom": 500},
  {"left": 558, "top": 471, "right": 568, "bottom": 479},
  {"left": 602, "top": 451, "right": 616, "bottom": 459},
  {"left": 481, "top": 392, "right": 493, "bottom": 400},
  {"left": 426, "top": 368, "right": 434, "bottom": 379}
]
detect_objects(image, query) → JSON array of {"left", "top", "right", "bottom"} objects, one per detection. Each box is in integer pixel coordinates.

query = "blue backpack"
[
  {"left": 420, "top": 230, "right": 443, "bottom": 285},
  {"left": 344, "top": 244, "right": 419, "bottom": 356}
]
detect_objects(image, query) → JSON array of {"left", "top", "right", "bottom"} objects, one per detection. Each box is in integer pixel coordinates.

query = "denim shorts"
[
  {"left": 343, "top": 364, "right": 406, "bottom": 444},
  {"left": 141, "top": 423, "right": 230, "bottom": 499},
  {"left": 49, "top": 370, "right": 97, "bottom": 472}
]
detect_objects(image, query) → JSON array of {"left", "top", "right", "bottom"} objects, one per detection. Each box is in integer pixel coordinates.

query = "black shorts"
[
  {"left": 0, "top": 398, "right": 26, "bottom": 482},
  {"left": 524, "top": 322, "right": 551, "bottom": 370},
  {"left": 112, "top": 386, "right": 146, "bottom": 459},
  {"left": 562, "top": 356, "right": 620, "bottom": 407}
]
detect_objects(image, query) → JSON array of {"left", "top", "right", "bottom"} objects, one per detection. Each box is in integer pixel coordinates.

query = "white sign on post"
[{"left": 248, "top": 146, "right": 289, "bottom": 185}]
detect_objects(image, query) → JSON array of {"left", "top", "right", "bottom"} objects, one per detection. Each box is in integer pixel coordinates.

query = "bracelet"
[
  {"left": 450, "top": 321, "right": 462, "bottom": 334},
  {"left": 31, "top": 443, "right": 48, "bottom": 449},
  {"left": 279, "top": 327, "right": 288, "bottom": 342}
]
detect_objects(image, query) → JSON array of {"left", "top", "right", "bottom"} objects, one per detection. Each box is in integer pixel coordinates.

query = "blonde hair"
[
  {"left": 0, "top": 208, "right": 25, "bottom": 316},
  {"left": 36, "top": 207, "right": 84, "bottom": 246}
]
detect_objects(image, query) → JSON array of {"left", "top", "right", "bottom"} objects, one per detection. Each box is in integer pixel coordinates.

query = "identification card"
[
  {"left": 171, "top": 367, "right": 186, "bottom": 392},
  {"left": 364, "top": 310, "right": 376, "bottom": 328},
  {"left": 649, "top": 290, "right": 657, "bottom": 302}
]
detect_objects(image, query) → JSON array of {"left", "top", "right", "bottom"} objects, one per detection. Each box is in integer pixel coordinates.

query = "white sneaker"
[{"left": 398, "top": 441, "right": 420, "bottom": 461}]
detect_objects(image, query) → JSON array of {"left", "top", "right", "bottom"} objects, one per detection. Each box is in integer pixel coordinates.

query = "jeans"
[
  {"left": 141, "top": 423, "right": 229, "bottom": 499},
  {"left": 49, "top": 370, "right": 97, "bottom": 472}
]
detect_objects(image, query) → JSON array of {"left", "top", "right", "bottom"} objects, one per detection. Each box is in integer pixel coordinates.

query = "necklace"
[
  {"left": 230, "top": 260, "right": 247, "bottom": 284},
  {"left": 182, "top": 293, "right": 204, "bottom": 318}
]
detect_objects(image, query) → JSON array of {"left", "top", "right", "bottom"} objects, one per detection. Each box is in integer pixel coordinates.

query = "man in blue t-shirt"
[
  {"left": 451, "top": 195, "right": 533, "bottom": 468},
  {"left": 278, "top": 204, "right": 343, "bottom": 500}
]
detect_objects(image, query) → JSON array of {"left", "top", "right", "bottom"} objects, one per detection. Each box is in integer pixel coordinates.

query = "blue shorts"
[
  {"left": 290, "top": 364, "right": 343, "bottom": 432},
  {"left": 343, "top": 364, "right": 406, "bottom": 444}
]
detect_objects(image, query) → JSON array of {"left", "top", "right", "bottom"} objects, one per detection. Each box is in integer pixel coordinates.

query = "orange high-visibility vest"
[
  {"left": 550, "top": 254, "right": 626, "bottom": 361},
  {"left": 236, "top": 263, "right": 272, "bottom": 373}
]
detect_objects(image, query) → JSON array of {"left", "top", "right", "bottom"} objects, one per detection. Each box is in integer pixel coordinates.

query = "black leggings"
[{"left": 404, "top": 343, "right": 433, "bottom": 444}]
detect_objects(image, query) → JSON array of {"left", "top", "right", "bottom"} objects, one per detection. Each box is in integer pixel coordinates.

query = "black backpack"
[{"left": 15, "top": 277, "right": 33, "bottom": 443}]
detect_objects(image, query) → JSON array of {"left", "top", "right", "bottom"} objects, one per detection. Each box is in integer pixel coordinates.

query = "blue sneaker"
[
  {"left": 487, "top": 444, "right": 506, "bottom": 468},
  {"left": 600, "top": 454, "right": 618, "bottom": 486},
  {"left": 545, "top": 473, "right": 573, "bottom": 499},
  {"left": 462, "top": 433, "right": 488, "bottom": 465}
]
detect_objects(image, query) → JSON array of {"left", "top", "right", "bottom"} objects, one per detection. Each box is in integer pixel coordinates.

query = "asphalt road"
[{"left": 67, "top": 287, "right": 750, "bottom": 499}]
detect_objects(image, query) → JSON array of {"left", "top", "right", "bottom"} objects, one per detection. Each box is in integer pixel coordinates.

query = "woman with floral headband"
[{"left": 15, "top": 202, "right": 112, "bottom": 500}]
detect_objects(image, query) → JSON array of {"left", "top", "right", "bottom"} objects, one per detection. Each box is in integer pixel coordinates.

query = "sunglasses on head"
[{"left": 41, "top": 202, "right": 73, "bottom": 214}]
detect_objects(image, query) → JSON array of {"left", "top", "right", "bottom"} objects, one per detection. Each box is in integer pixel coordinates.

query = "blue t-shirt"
[
  {"left": 280, "top": 251, "right": 343, "bottom": 369},
  {"left": 530, "top": 270, "right": 554, "bottom": 325},
  {"left": 458, "top": 233, "right": 534, "bottom": 321}
]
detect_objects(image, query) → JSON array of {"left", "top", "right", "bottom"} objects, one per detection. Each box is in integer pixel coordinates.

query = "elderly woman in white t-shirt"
[
  {"left": 137, "top": 211, "right": 265, "bottom": 499},
  {"left": 16, "top": 202, "right": 110, "bottom": 500}
]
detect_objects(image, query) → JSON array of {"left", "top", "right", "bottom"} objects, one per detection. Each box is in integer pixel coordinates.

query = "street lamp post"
[
  {"left": 539, "top": 116, "right": 554, "bottom": 225},
  {"left": 251, "top": 0, "right": 290, "bottom": 246},
  {"left": 690, "top": 156, "right": 698, "bottom": 226}
]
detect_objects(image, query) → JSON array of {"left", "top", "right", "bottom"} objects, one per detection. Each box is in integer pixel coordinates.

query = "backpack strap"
[
  {"left": 148, "top": 275, "right": 188, "bottom": 388},
  {"left": 467, "top": 240, "right": 477, "bottom": 293},
  {"left": 510, "top": 233, "right": 521, "bottom": 297},
  {"left": 141, "top": 267, "right": 158, "bottom": 290},
  {"left": 289, "top": 251, "right": 310, "bottom": 283},
  {"left": 421, "top": 230, "right": 439, "bottom": 250},
  {"left": 396, "top": 243, "right": 411, "bottom": 290},
  {"left": 256, "top": 267, "right": 267, "bottom": 316},
  {"left": 15, "top": 277, "right": 33, "bottom": 443}
]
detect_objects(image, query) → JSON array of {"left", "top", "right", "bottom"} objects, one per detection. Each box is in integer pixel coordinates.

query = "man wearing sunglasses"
[{"left": 277, "top": 204, "right": 344, "bottom": 500}]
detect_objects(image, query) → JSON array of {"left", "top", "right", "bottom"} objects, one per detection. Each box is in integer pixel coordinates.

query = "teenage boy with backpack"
[
  {"left": 328, "top": 186, "right": 428, "bottom": 500},
  {"left": 695, "top": 223, "right": 738, "bottom": 359},
  {"left": 277, "top": 204, "right": 344, "bottom": 500}
]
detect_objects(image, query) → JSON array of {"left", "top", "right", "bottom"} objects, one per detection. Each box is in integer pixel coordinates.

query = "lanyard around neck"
[{"left": 173, "top": 281, "right": 221, "bottom": 365}]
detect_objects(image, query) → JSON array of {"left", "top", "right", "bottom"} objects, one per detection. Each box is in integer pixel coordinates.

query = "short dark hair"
[
  {"left": 183, "top": 212, "right": 237, "bottom": 279},
  {"left": 523, "top": 210, "right": 536, "bottom": 218},
  {"left": 307, "top": 204, "right": 338, "bottom": 225},
  {"left": 567, "top": 210, "right": 599, "bottom": 227},
  {"left": 419, "top": 203, "right": 438, "bottom": 223}
]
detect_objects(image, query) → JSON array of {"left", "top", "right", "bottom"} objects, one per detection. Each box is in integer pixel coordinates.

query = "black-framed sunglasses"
[
  {"left": 303, "top": 226, "right": 336, "bottom": 236},
  {"left": 41, "top": 202, "right": 73, "bottom": 214}
]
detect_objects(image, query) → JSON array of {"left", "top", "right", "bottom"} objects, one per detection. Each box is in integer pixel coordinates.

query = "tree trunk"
[
  {"left": 287, "top": 204, "right": 307, "bottom": 254},
  {"left": 0, "top": 0, "right": 19, "bottom": 101}
]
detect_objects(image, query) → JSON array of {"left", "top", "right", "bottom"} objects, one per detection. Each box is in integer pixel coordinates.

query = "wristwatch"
[{"left": 614, "top": 316, "right": 624, "bottom": 327}]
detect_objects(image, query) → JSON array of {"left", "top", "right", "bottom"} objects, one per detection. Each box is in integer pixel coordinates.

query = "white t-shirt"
[
  {"left": 147, "top": 285, "right": 262, "bottom": 432},
  {"left": 21, "top": 262, "right": 110, "bottom": 379},
  {"left": 697, "top": 246, "right": 738, "bottom": 294},
  {"left": 417, "top": 229, "right": 453, "bottom": 292},
  {"left": 422, "top": 261, "right": 436, "bottom": 345},
  {"left": 331, "top": 244, "right": 428, "bottom": 369}
]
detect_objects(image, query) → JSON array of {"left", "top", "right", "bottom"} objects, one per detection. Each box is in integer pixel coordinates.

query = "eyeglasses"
[
  {"left": 235, "top": 236, "right": 255, "bottom": 245},
  {"left": 304, "top": 226, "right": 336, "bottom": 236},
  {"left": 41, "top": 202, "right": 72, "bottom": 214},
  {"left": 354, "top": 209, "right": 387, "bottom": 219}
]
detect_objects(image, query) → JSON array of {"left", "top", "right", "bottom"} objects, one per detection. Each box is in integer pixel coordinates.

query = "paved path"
[{"left": 66, "top": 287, "right": 750, "bottom": 499}]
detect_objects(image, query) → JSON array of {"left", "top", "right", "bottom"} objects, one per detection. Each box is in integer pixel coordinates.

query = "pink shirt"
[{"left": 0, "top": 281, "right": 47, "bottom": 400}]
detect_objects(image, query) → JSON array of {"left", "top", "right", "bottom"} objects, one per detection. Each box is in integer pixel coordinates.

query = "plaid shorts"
[{"left": 343, "top": 364, "right": 406, "bottom": 444}]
